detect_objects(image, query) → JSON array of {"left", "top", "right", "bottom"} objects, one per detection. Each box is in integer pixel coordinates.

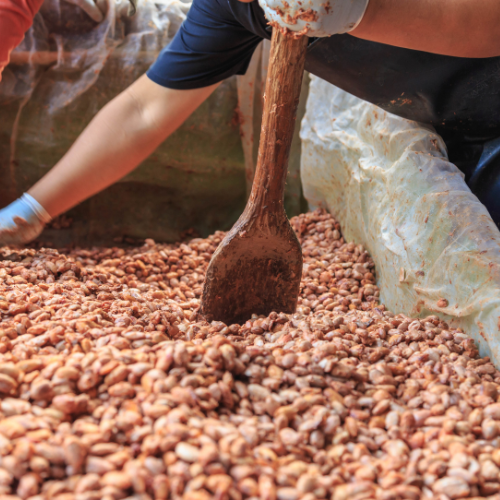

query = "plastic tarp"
[
  {"left": 5, "top": 0, "right": 189, "bottom": 111},
  {"left": 1, "top": 0, "right": 306, "bottom": 244},
  {"left": 1, "top": 0, "right": 249, "bottom": 244},
  {"left": 301, "top": 75, "right": 500, "bottom": 365}
]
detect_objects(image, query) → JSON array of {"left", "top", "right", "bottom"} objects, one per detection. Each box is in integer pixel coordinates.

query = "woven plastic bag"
[{"left": 301, "top": 75, "right": 500, "bottom": 364}]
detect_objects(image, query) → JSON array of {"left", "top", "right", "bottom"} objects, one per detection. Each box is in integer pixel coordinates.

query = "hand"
[
  {"left": 0, "top": 194, "right": 52, "bottom": 247},
  {"left": 258, "top": 0, "right": 370, "bottom": 37}
]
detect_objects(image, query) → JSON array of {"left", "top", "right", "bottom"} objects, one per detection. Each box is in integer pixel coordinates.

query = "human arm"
[
  {"left": 258, "top": 0, "right": 500, "bottom": 58},
  {"left": 28, "top": 75, "right": 219, "bottom": 217},
  {"left": 0, "top": 75, "right": 218, "bottom": 245},
  {"left": 352, "top": 0, "right": 500, "bottom": 58}
]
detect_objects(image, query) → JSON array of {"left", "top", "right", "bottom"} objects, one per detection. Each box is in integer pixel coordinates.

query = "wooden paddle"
[{"left": 201, "top": 29, "right": 308, "bottom": 324}]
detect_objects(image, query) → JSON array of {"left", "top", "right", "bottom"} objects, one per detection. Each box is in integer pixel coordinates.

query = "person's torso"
[{"left": 224, "top": 0, "right": 500, "bottom": 146}]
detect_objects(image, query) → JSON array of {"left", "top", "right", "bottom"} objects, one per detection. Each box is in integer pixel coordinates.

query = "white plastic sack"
[{"left": 301, "top": 75, "right": 500, "bottom": 364}]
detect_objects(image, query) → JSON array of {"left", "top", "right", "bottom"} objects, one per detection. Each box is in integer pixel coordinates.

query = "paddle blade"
[{"left": 201, "top": 224, "right": 302, "bottom": 324}]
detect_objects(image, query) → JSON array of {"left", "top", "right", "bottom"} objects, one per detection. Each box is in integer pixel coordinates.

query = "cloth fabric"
[
  {"left": 0, "top": 0, "right": 45, "bottom": 81},
  {"left": 467, "top": 138, "right": 500, "bottom": 225},
  {"left": 147, "top": 0, "right": 273, "bottom": 89}
]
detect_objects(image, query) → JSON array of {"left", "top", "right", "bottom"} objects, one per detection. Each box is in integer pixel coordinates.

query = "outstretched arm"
[
  {"left": 0, "top": 76, "right": 218, "bottom": 246},
  {"left": 352, "top": 0, "right": 500, "bottom": 58},
  {"left": 258, "top": 0, "right": 500, "bottom": 58},
  {"left": 29, "top": 75, "right": 219, "bottom": 217}
]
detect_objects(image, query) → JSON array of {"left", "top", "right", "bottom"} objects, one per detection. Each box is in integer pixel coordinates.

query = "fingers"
[
  {"left": 0, "top": 196, "right": 47, "bottom": 247},
  {"left": 0, "top": 222, "right": 44, "bottom": 246},
  {"left": 0, "top": 226, "right": 18, "bottom": 238},
  {"left": 62, "top": 0, "right": 105, "bottom": 22},
  {"left": 11, "top": 216, "right": 30, "bottom": 229}
]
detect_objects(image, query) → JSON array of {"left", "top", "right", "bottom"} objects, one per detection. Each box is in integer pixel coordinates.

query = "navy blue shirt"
[{"left": 147, "top": 0, "right": 272, "bottom": 89}]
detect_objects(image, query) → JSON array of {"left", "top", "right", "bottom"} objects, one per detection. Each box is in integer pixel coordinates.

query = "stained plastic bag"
[{"left": 301, "top": 76, "right": 500, "bottom": 364}]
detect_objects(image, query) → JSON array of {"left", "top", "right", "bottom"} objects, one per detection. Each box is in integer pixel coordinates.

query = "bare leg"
[{"left": 29, "top": 75, "right": 219, "bottom": 218}]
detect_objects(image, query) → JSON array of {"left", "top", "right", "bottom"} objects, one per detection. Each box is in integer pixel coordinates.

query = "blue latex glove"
[{"left": 0, "top": 194, "right": 51, "bottom": 247}]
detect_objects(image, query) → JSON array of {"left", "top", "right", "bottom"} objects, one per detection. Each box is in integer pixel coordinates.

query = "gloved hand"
[
  {"left": 0, "top": 194, "right": 52, "bottom": 247},
  {"left": 258, "top": 0, "right": 370, "bottom": 37}
]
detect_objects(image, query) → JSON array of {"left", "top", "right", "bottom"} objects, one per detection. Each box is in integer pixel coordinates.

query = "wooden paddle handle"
[{"left": 248, "top": 30, "right": 308, "bottom": 215}]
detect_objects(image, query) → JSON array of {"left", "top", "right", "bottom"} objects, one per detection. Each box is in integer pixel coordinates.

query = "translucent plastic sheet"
[
  {"left": 301, "top": 76, "right": 500, "bottom": 364},
  {"left": 5, "top": 0, "right": 190, "bottom": 112},
  {"left": 1, "top": 0, "right": 252, "bottom": 243}
]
